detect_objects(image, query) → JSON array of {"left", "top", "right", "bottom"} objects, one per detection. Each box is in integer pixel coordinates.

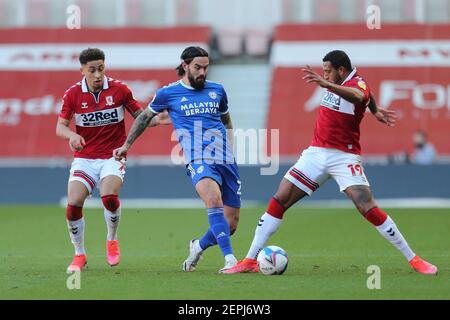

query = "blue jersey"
[{"left": 149, "top": 80, "right": 234, "bottom": 164}]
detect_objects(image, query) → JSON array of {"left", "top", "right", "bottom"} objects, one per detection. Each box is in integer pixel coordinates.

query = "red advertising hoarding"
[{"left": 0, "top": 27, "right": 210, "bottom": 159}]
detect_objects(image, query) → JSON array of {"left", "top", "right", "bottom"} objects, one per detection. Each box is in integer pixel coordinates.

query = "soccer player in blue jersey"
[{"left": 113, "top": 46, "right": 241, "bottom": 273}]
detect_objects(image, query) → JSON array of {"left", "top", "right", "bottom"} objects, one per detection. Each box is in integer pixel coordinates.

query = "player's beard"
[{"left": 188, "top": 72, "right": 206, "bottom": 90}]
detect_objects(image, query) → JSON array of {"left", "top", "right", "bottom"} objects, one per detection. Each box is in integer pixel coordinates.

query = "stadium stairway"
[{"left": 208, "top": 64, "right": 271, "bottom": 131}]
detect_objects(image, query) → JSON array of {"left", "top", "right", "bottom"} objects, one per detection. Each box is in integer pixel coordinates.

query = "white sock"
[
  {"left": 225, "top": 254, "right": 237, "bottom": 264},
  {"left": 246, "top": 212, "right": 282, "bottom": 259},
  {"left": 104, "top": 205, "right": 121, "bottom": 241},
  {"left": 67, "top": 217, "right": 85, "bottom": 255},
  {"left": 194, "top": 239, "right": 203, "bottom": 254},
  {"left": 376, "top": 216, "right": 416, "bottom": 261}
]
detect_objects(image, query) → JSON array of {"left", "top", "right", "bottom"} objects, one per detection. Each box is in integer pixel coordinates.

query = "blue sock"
[
  {"left": 207, "top": 207, "right": 233, "bottom": 257},
  {"left": 199, "top": 229, "right": 217, "bottom": 250}
]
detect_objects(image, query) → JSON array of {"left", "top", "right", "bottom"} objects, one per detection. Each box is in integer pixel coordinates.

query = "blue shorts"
[{"left": 186, "top": 162, "right": 242, "bottom": 208}]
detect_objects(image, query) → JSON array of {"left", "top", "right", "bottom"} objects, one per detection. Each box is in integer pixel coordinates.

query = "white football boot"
[{"left": 182, "top": 239, "right": 203, "bottom": 272}]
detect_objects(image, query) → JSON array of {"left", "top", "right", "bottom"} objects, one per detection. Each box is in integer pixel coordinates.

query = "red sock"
[
  {"left": 266, "top": 198, "right": 286, "bottom": 219},
  {"left": 365, "top": 207, "right": 388, "bottom": 226},
  {"left": 66, "top": 204, "right": 83, "bottom": 221}
]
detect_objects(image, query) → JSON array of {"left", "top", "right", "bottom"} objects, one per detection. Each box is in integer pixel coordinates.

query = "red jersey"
[
  {"left": 59, "top": 76, "right": 141, "bottom": 159},
  {"left": 311, "top": 68, "right": 370, "bottom": 155}
]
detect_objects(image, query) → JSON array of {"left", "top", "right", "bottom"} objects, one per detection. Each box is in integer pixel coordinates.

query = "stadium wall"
[{"left": 2, "top": 164, "right": 450, "bottom": 206}]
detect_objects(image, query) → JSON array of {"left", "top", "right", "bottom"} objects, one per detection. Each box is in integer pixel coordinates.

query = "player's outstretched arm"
[
  {"left": 113, "top": 108, "right": 157, "bottom": 159},
  {"left": 150, "top": 110, "right": 172, "bottom": 127},
  {"left": 132, "top": 109, "right": 172, "bottom": 127},
  {"left": 368, "top": 93, "right": 397, "bottom": 127},
  {"left": 301, "top": 65, "right": 366, "bottom": 104},
  {"left": 56, "top": 117, "right": 85, "bottom": 151}
]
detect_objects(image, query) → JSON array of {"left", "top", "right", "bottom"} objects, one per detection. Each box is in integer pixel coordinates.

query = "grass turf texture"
[{"left": 0, "top": 206, "right": 448, "bottom": 299}]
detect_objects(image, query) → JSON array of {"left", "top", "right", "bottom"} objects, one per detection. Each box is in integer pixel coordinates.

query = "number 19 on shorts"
[{"left": 347, "top": 164, "right": 363, "bottom": 176}]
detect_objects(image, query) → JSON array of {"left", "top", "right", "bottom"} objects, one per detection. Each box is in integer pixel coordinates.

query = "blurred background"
[{"left": 1, "top": 0, "right": 450, "bottom": 206}]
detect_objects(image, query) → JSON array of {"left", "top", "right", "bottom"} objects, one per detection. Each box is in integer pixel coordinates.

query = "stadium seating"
[
  {"left": 216, "top": 27, "right": 244, "bottom": 57},
  {"left": 244, "top": 28, "right": 271, "bottom": 57}
]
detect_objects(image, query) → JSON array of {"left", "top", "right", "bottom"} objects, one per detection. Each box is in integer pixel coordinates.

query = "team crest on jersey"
[
  {"left": 81, "top": 102, "right": 88, "bottom": 109},
  {"left": 105, "top": 96, "right": 114, "bottom": 106},
  {"left": 208, "top": 91, "right": 217, "bottom": 99},
  {"left": 197, "top": 165, "right": 204, "bottom": 174}
]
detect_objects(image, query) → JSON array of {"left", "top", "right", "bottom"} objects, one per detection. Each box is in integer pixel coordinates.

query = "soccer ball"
[{"left": 257, "top": 245, "right": 288, "bottom": 275}]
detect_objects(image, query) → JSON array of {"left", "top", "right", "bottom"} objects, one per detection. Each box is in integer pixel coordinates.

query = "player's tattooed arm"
[
  {"left": 131, "top": 109, "right": 171, "bottom": 127},
  {"left": 126, "top": 108, "right": 155, "bottom": 146},
  {"left": 113, "top": 109, "right": 156, "bottom": 159}
]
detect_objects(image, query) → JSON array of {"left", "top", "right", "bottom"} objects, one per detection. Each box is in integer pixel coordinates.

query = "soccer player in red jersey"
[
  {"left": 225, "top": 50, "right": 437, "bottom": 275},
  {"left": 56, "top": 48, "right": 169, "bottom": 272}
]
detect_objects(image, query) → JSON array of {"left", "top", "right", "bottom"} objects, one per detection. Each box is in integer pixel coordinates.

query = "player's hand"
[
  {"left": 302, "top": 65, "right": 330, "bottom": 88},
  {"left": 113, "top": 145, "right": 128, "bottom": 160},
  {"left": 374, "top": 107, "right": 397, "bottom": 127},
  {"left": 69, "top": 134, "right": 86, "bottom": 152}
]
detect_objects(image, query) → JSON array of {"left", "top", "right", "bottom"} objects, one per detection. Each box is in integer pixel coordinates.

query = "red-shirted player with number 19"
[
  {"left": 56, "top": 48, "right": 169, "bottom": 272},
  {"left": 224, "top": 50, "right": 437, "bottom": 275}
]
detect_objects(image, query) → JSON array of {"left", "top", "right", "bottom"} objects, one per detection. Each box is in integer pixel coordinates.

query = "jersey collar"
[
  {"left": 341, "top": 67, "right": 357, "bottom": 85},
  {"left": 81, "top": 75, "right": 109, "bottom": 93},
  {"left": 178, "top": 79, "right": 195, "bottom": 90}
]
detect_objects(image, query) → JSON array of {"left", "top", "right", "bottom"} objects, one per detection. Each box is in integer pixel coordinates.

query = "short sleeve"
[
  {"left": 123, "top": 84, "right": 142, "bottom": 113},
  {"left": 59, "top": 90, "right": 74, "bottom": 120},
  {"left": 149, "top": 87, "right": 169, "bottom": 113},
  {"left": 347, "top": 78, "right": 370, "bottom": 104},
  {"left": 219, "top": 87, "right": 229, "bottom": 114}
]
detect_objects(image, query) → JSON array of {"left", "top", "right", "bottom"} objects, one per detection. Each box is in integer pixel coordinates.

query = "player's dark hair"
[
  {"left": 176, "top": 46, "right": 209, "bottom": 76},
  {"left": 323, "top": 50, "right": 352, "bottom": 71},
  {"left": 79, "top": 48, "right": 105, "bottom": 65}
]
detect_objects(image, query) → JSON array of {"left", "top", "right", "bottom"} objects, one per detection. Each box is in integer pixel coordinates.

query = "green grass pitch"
[{"left": 0, "top": 206, "right": 448, "bottom": 299}]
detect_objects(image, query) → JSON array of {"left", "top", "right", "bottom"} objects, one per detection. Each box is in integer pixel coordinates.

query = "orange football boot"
[
  {"left": 222, "top": 258, "right": 259, "bottom": 274},
  {"left": 107, "top": 240, "right": 120, "bottom": 266},
  {"left": 409, "top": 255, "right": 438, "bottom": 275},
  {"left": 67, "top": 254, "right": 87, "bottom": 272}
]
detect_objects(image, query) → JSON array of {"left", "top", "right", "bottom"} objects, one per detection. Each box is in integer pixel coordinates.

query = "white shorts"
[
  {"left": 284, "top": 146, "right": 370, "bottom": 196},
  {"left": 68, "top": 157, "right": 126, "bottom": 193}
]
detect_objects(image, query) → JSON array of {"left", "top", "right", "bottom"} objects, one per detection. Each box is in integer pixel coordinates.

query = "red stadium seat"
[
  {"left": 217, "top": 27, "right": 243, "bottom": 57},
  {"left": 244, "top": 28, "right": 271, "bottom": 57}
]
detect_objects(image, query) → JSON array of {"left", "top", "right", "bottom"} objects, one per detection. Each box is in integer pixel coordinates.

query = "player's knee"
[
  {"left": 66, "top": 204, "right": 83, "bottom": 221},
  {"left": 67, "top": 192, "right": 87, "bottom": 207},
  {"left": 102, "top": 194, "right": 120, "bottom": 212}
]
